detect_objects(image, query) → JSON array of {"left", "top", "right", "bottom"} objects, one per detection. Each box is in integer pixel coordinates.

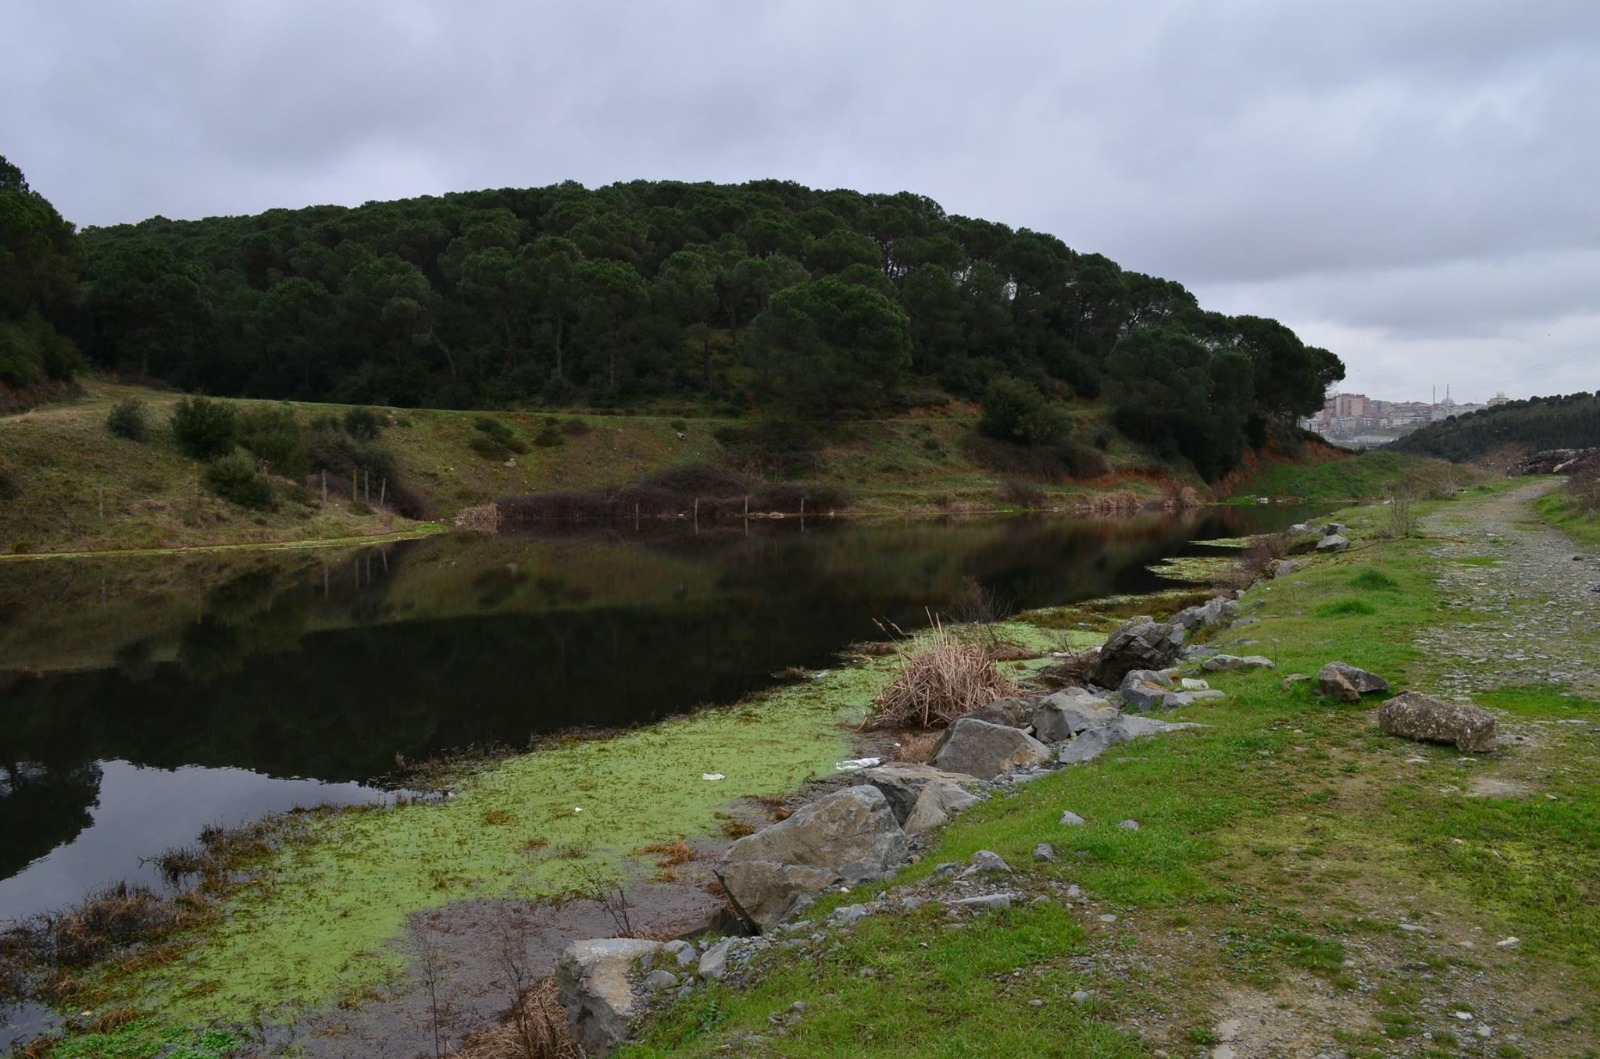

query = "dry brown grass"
[
  {"left": 456, "top": 975, "right": 580, "bottom": 1059},
  {"left": 87, "top": 1007, "right": 139, "bottom": 1033},
  {"left": 889, "top": 730, "right": 944, "bottom": 764},
  {"left": 1034, "top": 648, "right": 1097, "bottom": 690},
  {"left": 636, "top": 839, "right": 696, "bottom": 867},
  {"left": 1077, "top": 490, "right": 1143, "bottom": 517},
  {"left": 862, "top": 623, "right": 1020, "bottom": 730}
]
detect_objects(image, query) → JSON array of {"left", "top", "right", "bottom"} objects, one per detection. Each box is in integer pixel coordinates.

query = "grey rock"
[
  {"left": 1202, "top": 654, "right": 1275, "bottom": 672},
  {"left": 1088, "top": 618, "right": 1187, "bottom": 687},
  {"left": 716, "top": 785, "right": 909, "bottom": 930},
  {"left": 963, "top": 849, "right": 1013, "bottom": 876},
  {"left": 948, "top": 893, "right": 1017, "bottom": 911},
  {"left": 1174, "top": 596, "right": 1239, "bottom": 630},
  {"left": 1120, "top": 677, "right": 1180, "bottom": 712},
  {"left": 1377, "top": 692, "right": 1497, "bottom": 753},
  {"left": 1268, "top": 559, "right": 1297, "bottom": 579},
  {"left": 1323, "top": 522, "right": 1348, "bottom": 536},
  {"left": 933, "top": 717, "right": 1052, "bottom": 780},
  {"left": 662, "top": 939, "right": 697, "bottom": 968},
  {"left": 1118, "top": 819, "right": 1140, "bottom": 830},
  {"left": 642, "top": 969, "right": 679, "bottom": 992},
  {"left": 1057, "top": 724, "right": 1131, "bottom": 764},
  {"left": 556, "top": 938, "right": 665, "bottom": 1057},
  {"left": 1113, "top": 714, "right": 1205, "bottom": 738},
  {"left": 1071, "top": 989, "right": 1091, "bottom": 1004},
  {"left": 965, "top": 696, "right": 1036, "bottom": 729},
  {"left": 903, "top": 779, "right": 982, "bottom": 835},
  {"left": 1316, "top": 534, "right": 1350, "bottom": 552},
  {"left": 1031, "top": 693, "right": 1119, "bottom": 742},
  {"left": 1318, "top": 661, "right": 1390, "bottom": 702},
  {"left": 828, "top": 903, "right": 871, "bottom": 926},
  {"left": 858, "top": 762, "right": 980, "bottom": 825},
  {"left": 1059, "top": 810, "right": 1086, "bottom": 826},
  {"left": 1033, "top": 843, "right": 1058, "bottom": 862},
  {"left": 698, "top": 939, "right": 733, "bottom": 980}
]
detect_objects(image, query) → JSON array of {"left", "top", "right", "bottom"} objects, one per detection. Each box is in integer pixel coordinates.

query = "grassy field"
[
  {"left": 0, "top": 381, "right": 1187, "bottom": 556},
  {"left": 623, "top": 488, "right": 1600, "bottom": 1058}
]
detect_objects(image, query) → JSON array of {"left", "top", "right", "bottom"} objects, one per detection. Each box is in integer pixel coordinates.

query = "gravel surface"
[{"left": 1415, "top": 481, "right": 1600, "bottom": 698}]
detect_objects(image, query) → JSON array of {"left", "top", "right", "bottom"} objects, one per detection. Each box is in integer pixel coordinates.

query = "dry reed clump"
[
  {"left": 454, "top": 502, "right": 502, "bottom": 532},
  {"left": 457, "top": 975, "right": 580, "bottom": 1059},
  {"left": 1077, "top": 490, "right": 1143, "bottom": 517},
  {"left": 1161, "top": 482, "right": 1205, "bottom": 510},
  {"left": 862, "top": 625, "right": 1020, "bottom": 730}
]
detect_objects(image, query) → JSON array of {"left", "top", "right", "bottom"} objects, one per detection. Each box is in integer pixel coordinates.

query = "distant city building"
[{"left": 1302, "top": 390, "right": 1490, "bottom": 448}]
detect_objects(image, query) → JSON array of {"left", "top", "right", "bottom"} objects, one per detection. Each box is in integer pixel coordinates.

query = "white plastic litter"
[
  {"left": 702, "top": 773, "right": 725, "bottom": 781},
  {"left": 835, "top": 757, "right": 881, "bottom": 771}
]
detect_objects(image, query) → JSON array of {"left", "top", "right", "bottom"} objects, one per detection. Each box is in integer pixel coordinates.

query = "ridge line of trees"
[{"left": 5, "top": 164, "right": 1346, "bottom": 479}]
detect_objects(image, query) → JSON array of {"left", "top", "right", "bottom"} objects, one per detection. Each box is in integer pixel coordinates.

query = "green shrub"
[
  {"left": 171, "top": 397, "right": 237, "bottom": 460},
  {"left": 203, "top": 452, "right": 276, "bottom": 510},
  {"left": 107, "top": 398, "right": 149, "bottom": 441},
  {"left": 471, "top": 415, "right": 529, "bottom": 457},
  {"left": 979, "top": 377, "right": 1072, "bottom": 447},
  {"left": 238, "top": 406, "right": 306, "bottom": 478},
  {"left": 342, "top": 406, "right": 383, "bottom": 440}
]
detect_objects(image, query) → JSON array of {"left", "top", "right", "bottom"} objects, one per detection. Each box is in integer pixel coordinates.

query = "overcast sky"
[{"left": 7, "top": 0, "right": 1597, "bottom": 404}]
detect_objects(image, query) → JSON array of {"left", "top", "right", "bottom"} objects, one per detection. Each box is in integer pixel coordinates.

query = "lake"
[{"left": 0, "top": 507, "right": 1307, "bottom": 925}]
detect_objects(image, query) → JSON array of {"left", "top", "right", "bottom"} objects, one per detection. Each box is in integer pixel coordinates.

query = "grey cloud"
[{"left": 4, "top": 0, "right": 1597, "bottom": 399}]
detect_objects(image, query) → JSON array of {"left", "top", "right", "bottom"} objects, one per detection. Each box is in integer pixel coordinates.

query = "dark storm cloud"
[{"left": 6, "top": 0, "right": 1597, "bottom": 401}]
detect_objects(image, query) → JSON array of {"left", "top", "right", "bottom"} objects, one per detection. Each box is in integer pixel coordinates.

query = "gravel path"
[{"left": 1414, "top": 480, "right": 1600, "bottom": 698}]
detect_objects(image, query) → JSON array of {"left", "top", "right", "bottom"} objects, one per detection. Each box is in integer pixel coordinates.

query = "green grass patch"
[
  {"left": 1348, "top": 567, "right": 1400, "bottom": 591},
  {"left": 623, "top": 903, "right": 1141, "bottom": 1058},
  {"left": 1314, "top": 597, "right": 1377, "bottom": 617}
]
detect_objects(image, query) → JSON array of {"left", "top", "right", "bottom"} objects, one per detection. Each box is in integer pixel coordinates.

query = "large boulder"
[
  {"left": 715, "top": 785, "right": 908, "bottom": 930},
  {"left": 1318, "top": 661, "right": 1390, "bottom": 703},
  {"left": 933, "top": 717, "right": 1052, "bottom": 780},
  {"left": 1089, "top": 619, "right": 1186, "bottom": 686},
  {"left": 1377, "top": 692, "right": 1497, "bottom": 752},
  {"left": 858, "top": 762, "right": 980, "bottom": 825},
  {"left": 556, "top": 938, "right": 664, "bottom": 1057},
  {"left": 1316, "top": 534, "right": 1350, "bottom": 553},
  {"left": 1031, "top": 690, "right": 1118, "bottom": 742}
]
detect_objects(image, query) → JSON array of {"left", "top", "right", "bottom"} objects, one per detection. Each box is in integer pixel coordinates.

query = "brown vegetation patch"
[
  {"left": 862, "top": 624, "right": 1020, "bottom": 730},
  {"left": 456, "top": 975, "right": 581, "bottom": 1059},
  {"left": 636, "top": 839, "right": 696, "bottom": 867}
]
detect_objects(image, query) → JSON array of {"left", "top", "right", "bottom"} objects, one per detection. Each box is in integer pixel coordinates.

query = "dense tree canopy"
[
  {"left": 0, "top": 155, "right": 83, "bottom": 388},
  {"left": 69, "top": 178, "right": 1345, "bottom": 476}
]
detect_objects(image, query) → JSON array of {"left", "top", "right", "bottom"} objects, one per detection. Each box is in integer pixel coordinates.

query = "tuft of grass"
[{"left": 1315, "top": 597, "right": 1377, "bottom": 617}]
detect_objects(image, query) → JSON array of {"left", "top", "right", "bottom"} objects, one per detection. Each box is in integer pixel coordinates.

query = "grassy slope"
[
  {"left": 1230, "top": 448, "right": 1477, "bottom": 503},
  {"left": 1, "top": 382, "right": 1176, "bottom": 557},
  {"left": 1535, "top": 488, "right": 1600, "bottom": 548},
  {"left": 625, "top": 485, "right": 1600, "bottom": 1058}
]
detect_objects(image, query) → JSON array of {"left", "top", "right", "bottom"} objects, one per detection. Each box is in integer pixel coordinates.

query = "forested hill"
[
  {"left": 1387, "top": 392, "right": 1600, "bottom": 463},
  {"left": 65, "top": 178, "right": 1344, "bottom": 478}
]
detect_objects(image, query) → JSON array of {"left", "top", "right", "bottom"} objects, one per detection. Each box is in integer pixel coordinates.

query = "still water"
[{"left": 0, "top": 508, "right": 1306, "bottom": 924}]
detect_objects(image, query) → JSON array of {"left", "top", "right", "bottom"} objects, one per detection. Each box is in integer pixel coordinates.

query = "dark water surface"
[{"left": 0, "top": 507, "right": 1307, "bottom": 924}]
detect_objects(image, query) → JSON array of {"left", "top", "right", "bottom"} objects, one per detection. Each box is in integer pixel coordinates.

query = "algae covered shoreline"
[
  {"left": 1, "top": 504, "right": 1333, "bottom": 1056},
  {"left": 3, "top": 617, "right": 1073, "bottom": 1055}
]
